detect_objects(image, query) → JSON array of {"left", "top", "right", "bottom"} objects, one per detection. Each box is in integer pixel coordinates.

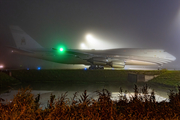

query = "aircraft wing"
[
  {"left": 52, "top": 48, "right": 93, "bottom": 56},
  {"left": 52, "top": 48, "right": 126, "bottom": 68}
]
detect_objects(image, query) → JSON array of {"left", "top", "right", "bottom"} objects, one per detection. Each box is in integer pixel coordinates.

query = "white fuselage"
[{"left": 12, "top": 48, "right": 176, "bottom": 68}]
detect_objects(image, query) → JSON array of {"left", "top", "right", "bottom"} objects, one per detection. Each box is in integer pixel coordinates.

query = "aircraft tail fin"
[{"left": 9, "top": 26, "right": 43, "bottom": 49}]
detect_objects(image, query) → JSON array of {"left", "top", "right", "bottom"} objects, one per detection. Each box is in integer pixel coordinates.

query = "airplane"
[{"left": 8, "top": 25, "right": 176, "bottom": 69}]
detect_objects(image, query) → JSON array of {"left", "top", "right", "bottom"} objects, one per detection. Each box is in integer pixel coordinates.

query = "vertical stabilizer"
[{"left": 9, "top": 26, "right": 43, "bottom": 49}]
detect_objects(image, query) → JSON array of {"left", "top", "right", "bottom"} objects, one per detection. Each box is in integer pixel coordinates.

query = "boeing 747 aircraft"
[{"left": 8, "top": 26, "right": 176, "bottom": 69}]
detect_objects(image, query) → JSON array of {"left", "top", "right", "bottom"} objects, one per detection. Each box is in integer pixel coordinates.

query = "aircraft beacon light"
[{"left": 60, "top": 48, "right": 64, "bottom": 52}]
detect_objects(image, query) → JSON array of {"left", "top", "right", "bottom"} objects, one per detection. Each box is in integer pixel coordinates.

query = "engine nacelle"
[
  {"left": 92, "top": 58, "right": 107, "bottom": 62},
  {"left": 89, "top": 57, "right": 108, "bottom": 65},
  {"left": 111, "top": 62, "right": 125, "bottom": 68}
]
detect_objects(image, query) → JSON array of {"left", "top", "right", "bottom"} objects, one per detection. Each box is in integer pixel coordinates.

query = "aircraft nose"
[
  {"left": 172, "top": 55, "right": 176, "bottom": 61},
  {"left": 169, "top": 54, "right": 176, "bottom": 61},
  {"left": 166, "top": 53, "right": 176, "bottom": 61}
]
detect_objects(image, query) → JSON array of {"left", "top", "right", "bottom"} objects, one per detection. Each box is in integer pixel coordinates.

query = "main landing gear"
[
  {"left": 158, "top": 64, "right": 163, "bottom": 70},
  {"left": 89, "top": 65, "right": 104, "bottom": 70}
]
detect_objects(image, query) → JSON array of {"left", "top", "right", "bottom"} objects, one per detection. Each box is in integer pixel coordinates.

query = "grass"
[
  {"left": 1, "top": 85, "right": 180, "bottom": 119},
  {"left": 11, "top": 69, "right": 164, "bottom": 83},
  {"left": 11, "top": 70, "right": 129, "bottom": 84},
  {"left": 3, "top": 69, "right": 180, "bottom": 93},
  {"left": 0, "top": 72, "right": 21, "bottom": 92},
  {"left": 148, "top": 71, "right": 180, "bottom": 87}
]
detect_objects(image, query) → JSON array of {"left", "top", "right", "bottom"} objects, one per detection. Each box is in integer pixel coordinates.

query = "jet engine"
[
  {"left": 89, "top": 57, "right": 108, "bottom": 66},
  {"left": 111, "top": 61, "right": 125, "bottom": 68}
]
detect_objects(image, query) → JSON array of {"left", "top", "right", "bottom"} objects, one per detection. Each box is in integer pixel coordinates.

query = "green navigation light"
[{"left": 60, "top": 48, "right": 64, "bottom": 52}]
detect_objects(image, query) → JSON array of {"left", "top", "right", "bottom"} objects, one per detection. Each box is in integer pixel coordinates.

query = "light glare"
[
  {"left": 37, "top": 67, "right": 41, "bottom": 70},
  {"left": 60, "top": 48, "right": 63, "bottom": 51},
  {"left": 83, "top": 33, "right": 122, "bottom": 50},
  {"left": 0, "top": 65, "right": 3, "bottom": 68},
  {"left": 81, "top": 43, "right": 88, "bottom": 49},
  {"left": 86, "top": 34, "right": 97, "bottom": 43},
  {"left": 86, "top": 34, "right": 93, "bottom": 41}
]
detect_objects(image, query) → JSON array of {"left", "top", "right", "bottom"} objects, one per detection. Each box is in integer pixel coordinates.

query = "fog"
[{"left": 0, "top": 0, "right": 180, "bottom": 69}]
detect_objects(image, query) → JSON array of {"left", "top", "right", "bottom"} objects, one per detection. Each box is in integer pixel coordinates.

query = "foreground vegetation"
[{"left": 0, "top": 85, "right": 180, "bottom": 119}]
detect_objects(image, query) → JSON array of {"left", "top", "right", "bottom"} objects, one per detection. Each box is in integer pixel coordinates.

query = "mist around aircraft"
[{"left": 7, "top": 26, "right": 176, "bottom": 70}]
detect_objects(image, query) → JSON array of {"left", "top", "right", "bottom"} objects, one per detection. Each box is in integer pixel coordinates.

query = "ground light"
[{"left": 37, "top": 67, "right": 41, "bottom": 70}]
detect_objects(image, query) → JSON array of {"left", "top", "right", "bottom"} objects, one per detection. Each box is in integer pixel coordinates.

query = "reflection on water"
[{"left": 0, "top": 82, "right": 175, "bottom": 109}]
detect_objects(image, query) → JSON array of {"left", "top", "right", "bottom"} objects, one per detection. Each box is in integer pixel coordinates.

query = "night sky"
[{"left": 0, "top": 0, "right": 180, "bottom": 69}]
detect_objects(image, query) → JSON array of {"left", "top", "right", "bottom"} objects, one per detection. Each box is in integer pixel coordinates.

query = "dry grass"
[{"left": 0, "top": 85, "right": 180, "bottom": 119}]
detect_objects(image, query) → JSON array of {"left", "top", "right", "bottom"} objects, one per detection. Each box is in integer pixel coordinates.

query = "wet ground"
[{"left": 0, "top": 81, "right": 174, "bottom": 109}]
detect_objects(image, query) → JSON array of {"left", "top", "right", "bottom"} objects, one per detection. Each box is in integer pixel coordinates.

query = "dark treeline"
[{"left": 0, "top": 85, "right": 180, "bottom": 119}]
